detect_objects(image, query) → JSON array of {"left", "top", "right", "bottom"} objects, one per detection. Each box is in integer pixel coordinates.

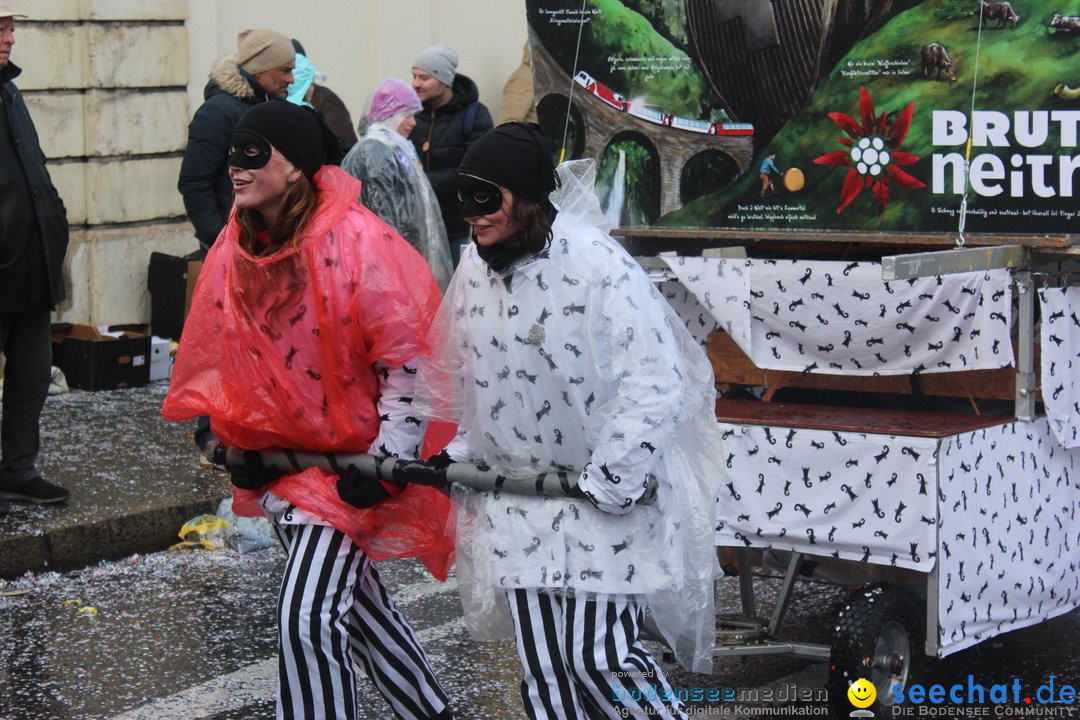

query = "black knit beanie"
[
  {"left": 457, "top": 122, "right": 557, "bottom": 205},
  {"left": 232, "top": 101, "right": 340, "bottom": 179}
]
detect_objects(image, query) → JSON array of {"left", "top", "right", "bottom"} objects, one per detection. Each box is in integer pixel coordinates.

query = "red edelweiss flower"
[{"left": 813, "top": 87, "right": 925, "bottom": 214}]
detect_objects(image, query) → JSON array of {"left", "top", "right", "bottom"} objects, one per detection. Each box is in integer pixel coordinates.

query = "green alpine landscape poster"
[{"left": 527, "top": 0, "right": 1080, "bottom": 234}]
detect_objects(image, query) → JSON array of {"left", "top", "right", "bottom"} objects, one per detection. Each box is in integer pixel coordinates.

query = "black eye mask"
[
  {"left": 228, "top": 130, "right": 273, "bottom": 170},
  {"left": 456, "top": 175, "right": 503, "bottom": 216}
]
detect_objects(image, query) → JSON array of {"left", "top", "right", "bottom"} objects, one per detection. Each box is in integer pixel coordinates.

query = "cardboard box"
[
  {"left": 51, "top": 324, "right": 151, "bottom": 391},
  {"left": 149, "top": 336, "right": 171, "bottom": 381},
  {"left": 148, "top": 252, "right": 203, "bottom": 341}
]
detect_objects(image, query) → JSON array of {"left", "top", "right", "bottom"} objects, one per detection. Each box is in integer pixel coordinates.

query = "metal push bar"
[{"left": 205, "top": 440, "right": 657, "bottom": 505}]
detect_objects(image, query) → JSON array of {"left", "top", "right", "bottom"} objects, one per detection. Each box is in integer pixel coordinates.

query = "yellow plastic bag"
[{"left": 169, "top": 513, "right": 230, "bottom": 551}]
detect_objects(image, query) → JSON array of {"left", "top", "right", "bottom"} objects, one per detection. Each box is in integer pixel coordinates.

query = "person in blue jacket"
[{"left": 759, "top": 151, "right": 782, "bottom": 198}]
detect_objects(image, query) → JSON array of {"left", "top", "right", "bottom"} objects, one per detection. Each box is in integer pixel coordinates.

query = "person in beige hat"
[
  {"left": 0, "top": 1, "right": 73, "bottom": 510},
  {"left": 178, "top": 28, "right": 296, "bottom": 249},
  {"left": 236, "top": 28, "right": 296, "bottom": 100}
]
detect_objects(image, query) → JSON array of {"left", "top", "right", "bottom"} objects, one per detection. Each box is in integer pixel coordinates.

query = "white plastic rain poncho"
[
  {"left": 415, "top": 160, "right": 723, "bottom": 673},
  {"left": 341, "top": 118, "right": 453, "bottom": 291}
]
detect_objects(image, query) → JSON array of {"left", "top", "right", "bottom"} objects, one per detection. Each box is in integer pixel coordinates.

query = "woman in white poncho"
[
  {"left": 415, "top": 123, "right": 724, "bottom": 720},
  {"left": 341, "top": 78, "right": 453, "bottom": 290}
]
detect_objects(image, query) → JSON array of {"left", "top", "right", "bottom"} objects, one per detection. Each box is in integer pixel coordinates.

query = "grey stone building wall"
[{"left": 15, "top": 0, "right": 195, "bottom": 326}]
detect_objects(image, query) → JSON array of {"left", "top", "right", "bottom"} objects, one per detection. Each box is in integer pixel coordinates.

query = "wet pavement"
[
  {"left": 1, "top": 543, "right": 1078, "bottom": 719},
  {"left": 0, "top": 548, "right": 519, "bottom": 720},
  {"left": 0, "top": 382, "right": 230, "bottom": 577},
  {"left": 0, "top": 550, "right": 281, "bottom": 719}
]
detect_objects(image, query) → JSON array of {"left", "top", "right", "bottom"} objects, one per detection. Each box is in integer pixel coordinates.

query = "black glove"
[
  {"left": 416, "top": 450, "right": 456, "bottom": 497},
  {"left": 229, "top": 450, "right": 282, "bottom": 491},
  {"left": 427, "top": 450, "right": 454, "bottom": 468},
  {"left": 387, "top": 451, "right": 453, "bottom": 491},
  {"left": 337, "top": 464, "right": 391, "bottom": 509}
]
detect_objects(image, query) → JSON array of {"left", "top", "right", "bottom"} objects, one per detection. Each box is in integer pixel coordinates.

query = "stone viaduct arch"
[{"left": 529, "top": 27, "right": 754, "bottom": 217}]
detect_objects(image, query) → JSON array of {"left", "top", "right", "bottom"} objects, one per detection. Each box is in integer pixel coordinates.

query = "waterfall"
[{"left": 605, "top": 150, "right": 627, "bottom": 227}]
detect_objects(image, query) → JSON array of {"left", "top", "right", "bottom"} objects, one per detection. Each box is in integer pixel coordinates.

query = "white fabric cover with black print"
[
  {"left": 1039, "top": 287, "right": 1080, "bottom": 449},
  {"left": 715, "top": 425, "right": 939, "bottom": 571},
  {"left": 415, "top": 160, "right": 723, "bottom": 673},
  {"left": 715, "top": 417, "right": 1080, "bottom": 658},
  {"left": 667, "top": 258, "right": 1014, "bottom": 375},
  {"left": 937, "top": 419, "right": 1080, "bottom": 656},
  {"left": 658, "top": 260, "right": 744, "bottom": 348}
]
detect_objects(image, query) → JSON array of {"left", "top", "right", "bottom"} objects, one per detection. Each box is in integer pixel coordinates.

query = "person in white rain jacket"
[{"left": 415, "top": 123, "right": 723, "bottom": 720}]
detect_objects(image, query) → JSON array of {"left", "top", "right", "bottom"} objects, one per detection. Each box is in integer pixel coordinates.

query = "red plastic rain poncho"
[{"left": 163, "top": 166, "right": 453, "bottom": 579}]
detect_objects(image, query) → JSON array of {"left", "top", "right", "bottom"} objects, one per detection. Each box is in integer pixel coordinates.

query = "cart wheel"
[{"left": 828, "top": 583, "right": 923, "bottom": 715}]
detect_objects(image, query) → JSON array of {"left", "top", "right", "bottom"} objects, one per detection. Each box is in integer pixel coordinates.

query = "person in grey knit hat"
[
  {"left": 408, "top": 44, "right": 493, "bottom": 266},
  {"left": 412, "top": 44, "right": 458, "bottom": 89}
]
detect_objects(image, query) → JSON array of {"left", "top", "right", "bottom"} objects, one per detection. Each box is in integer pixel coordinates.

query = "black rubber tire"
[{"left": 828, "top": 583, "right": 924, "bottom": 716}]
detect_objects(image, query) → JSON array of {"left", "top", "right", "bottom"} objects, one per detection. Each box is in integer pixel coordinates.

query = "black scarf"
[
  {"left": 474, "top": 206, "right": 558, "bottom": 275},
  {"left": 475, "top": 232, "right": 532, "bottom": 274}
]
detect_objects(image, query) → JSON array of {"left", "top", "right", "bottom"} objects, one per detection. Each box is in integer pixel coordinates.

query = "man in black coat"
[
  {"left": 408, "top": 44, "right": 494, "bottom": 265},
  {"left": 0, "top": 3, "right": 70, "bottom": 508},
  {"left": 177, "top": 28, "right": 295, "bottom": 249}
]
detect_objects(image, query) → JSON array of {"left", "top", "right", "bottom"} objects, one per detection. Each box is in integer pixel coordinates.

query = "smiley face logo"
[{"left": 848, "top": 678, "right": 876, "bottom": 708}]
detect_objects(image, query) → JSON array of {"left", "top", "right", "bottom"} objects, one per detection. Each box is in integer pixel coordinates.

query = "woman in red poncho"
[{"left": 163, "top": 102, "right": 454, "bottom": 720}]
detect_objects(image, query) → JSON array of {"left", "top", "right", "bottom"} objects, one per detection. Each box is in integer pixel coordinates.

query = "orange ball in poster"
[{"left": 782, "top": 168, "right": 805, "bottom": 192}]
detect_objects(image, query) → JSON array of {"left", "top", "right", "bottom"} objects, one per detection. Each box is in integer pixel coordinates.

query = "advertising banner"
[{"left": 527, "top": 0, "right": 1080, "bottom": 235}]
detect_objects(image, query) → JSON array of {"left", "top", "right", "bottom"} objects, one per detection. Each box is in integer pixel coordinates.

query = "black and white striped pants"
[
  {"left": 506, "top": 589, "right": 689, "bottom": 719},
  {"left": 274, "top": 522, "right": 451, "bottom": 720}
]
